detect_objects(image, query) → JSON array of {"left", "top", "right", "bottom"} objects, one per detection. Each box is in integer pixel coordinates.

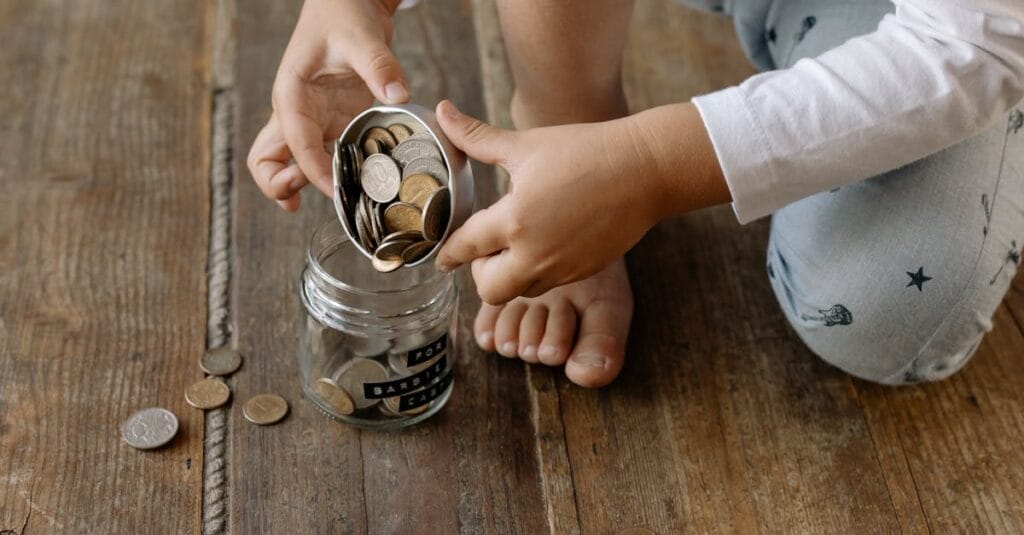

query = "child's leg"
[
  {"left": 761, "top": 0, "right": 1024, "bottom": 383},
  {"left": 475, "top": 0, "right": 636, "bottom": 387}
]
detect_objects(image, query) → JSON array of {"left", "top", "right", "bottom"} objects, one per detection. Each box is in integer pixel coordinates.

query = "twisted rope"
[{"left": 202, "top": 90, "right": 234, "bottom": 535}]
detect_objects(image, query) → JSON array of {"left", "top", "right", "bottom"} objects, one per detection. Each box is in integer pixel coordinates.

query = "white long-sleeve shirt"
[{"left": 691, "top": 0, "right": 1024, "bottom": 223}]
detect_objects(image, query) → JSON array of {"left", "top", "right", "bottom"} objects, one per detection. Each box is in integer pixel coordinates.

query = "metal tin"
[{"left": 333, "top": 104, "right": 474, "bottom": 267}]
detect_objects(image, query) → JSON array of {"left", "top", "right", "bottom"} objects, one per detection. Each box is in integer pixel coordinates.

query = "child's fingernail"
[{"left": 384, "top": 81, "right": 408, "bottom": 103}]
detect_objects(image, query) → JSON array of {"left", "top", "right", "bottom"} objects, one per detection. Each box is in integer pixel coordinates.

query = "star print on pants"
[{"left": 906, "top": 266, "right": 932, "bottom": 291}]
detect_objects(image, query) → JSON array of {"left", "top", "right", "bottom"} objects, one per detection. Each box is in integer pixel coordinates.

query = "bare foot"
[{"left": 474, "top": 258, "right": 633, "bottom": 387}]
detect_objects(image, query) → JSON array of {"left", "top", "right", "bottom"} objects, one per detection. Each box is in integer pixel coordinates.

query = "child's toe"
[
  {"left": 564, "top": 301, "right": 628, "bottom": 388},
  {"left": 517, "top": 304, "right": 548, "bottom": 363},
  {"left": 538, "top": 300, "right": 576, "bottom": 366},
  {"left": 494, "top": 301, "right": 527, "bottom": 358},
  {"left": 474, "top": 303, "right": 502, "bottom": 352}
]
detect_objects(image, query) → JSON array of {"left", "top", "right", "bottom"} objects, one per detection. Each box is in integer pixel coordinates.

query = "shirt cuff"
[{"left": 692, "top": 86, "right": 781, "bottom": 224}]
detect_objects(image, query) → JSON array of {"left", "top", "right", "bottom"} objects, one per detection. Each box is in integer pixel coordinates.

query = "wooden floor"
[{"left": 2, "top": 1, "right": 1023, "bottom": 533}]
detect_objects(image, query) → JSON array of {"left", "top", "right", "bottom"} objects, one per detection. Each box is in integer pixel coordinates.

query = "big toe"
[{"left": 564, "top": 301, "right": 630, "bottom": 388}]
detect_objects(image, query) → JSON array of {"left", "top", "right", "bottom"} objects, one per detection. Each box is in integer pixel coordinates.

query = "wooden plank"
[
  {"left": 230, "top": 1, "right": 547, "bottom": 532},
  {"left": 855, "top": 301, "right": 1024, "bottom": 532},
  {"left": 0, "top": 1, "right": 211, "bottom": 532},
  {"left": 502, "top": 2, "right": 903, "bottom": 532}
]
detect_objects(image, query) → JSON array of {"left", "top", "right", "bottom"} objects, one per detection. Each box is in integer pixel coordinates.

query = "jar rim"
[{"left": 307, "top": 219, "right": 448, "bottom": 296}]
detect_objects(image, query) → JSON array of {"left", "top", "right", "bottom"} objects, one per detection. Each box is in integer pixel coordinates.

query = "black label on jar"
[
  {"left": 363, "top": 354, "right": 449, "bottom": 399},
  {"left": 398, "top": 370, "right": 453, "bottom": 412},
  {"left": 406, "top": 333, "right": 448, "bottom": 366}
]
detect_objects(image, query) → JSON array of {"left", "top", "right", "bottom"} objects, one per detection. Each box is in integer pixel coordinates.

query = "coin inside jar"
[
  {"left": 185, "top": 378, "right": 231, "bottom": 410},
  {"left": 314, "top": 377, "right": 355, "bottom": 415},
  {"left": 243, "top": 393, "right": 289, "bottom": 425},
  {"left": 386, "top": 123, "right": 413, "bottom": 142},
  {"left": 336, "top": 358, "right": 389, "bottom": 409}
]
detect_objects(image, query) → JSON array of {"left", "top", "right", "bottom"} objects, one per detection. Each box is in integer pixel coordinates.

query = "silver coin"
[
  {"left": 122, "top": 407, "right": 179, "bottom": 450},
  {"left": 421, "top": 187, "right": 451, "bottom": 242},
  {"left": 390, "top": 139, "right": 442, "bottom": 168},
  {"left": 337, "top": 358, "right": 389, "bottom": 409},
  {"left": 200, "top": 347, "right": 243, "bottom": 376},
  {"left": 381, "top": 230, "right": 423, "bottom": 243},
  {"left": 369, "top": 200, "right": 384, "bottom": 245},
  {"left": 350, "top": 336, "right": 393, "bottom": 358},
  {"left": 360, "top": 154, "right": 401, "bottom": 203},
  {"left": 402, "top": 156, "right": 449, "bottom": 184}
]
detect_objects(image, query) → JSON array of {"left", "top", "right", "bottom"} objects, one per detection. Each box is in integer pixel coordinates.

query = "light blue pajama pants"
[{"left": 685, "top": 0, "right": 1024, "bottom": 384}]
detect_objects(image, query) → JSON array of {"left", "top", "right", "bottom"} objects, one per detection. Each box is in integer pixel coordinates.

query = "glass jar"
[{"left": 298, "top": 219, "right": 457, "bottom": 429}]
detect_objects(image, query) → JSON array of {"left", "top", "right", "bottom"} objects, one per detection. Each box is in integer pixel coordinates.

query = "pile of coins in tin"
[
  {"left": 336, "top": 121, "right": 452, "bottom": 272},
  {"left": 121, "top": 348, "right": 290, "bottom": 450},
  {"left": 308, "top": 324, "right": 452, "bottom": 420}
]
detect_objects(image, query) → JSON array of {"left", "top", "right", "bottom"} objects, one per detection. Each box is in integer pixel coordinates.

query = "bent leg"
[{"left": 762, "top": 0, "right": 1024, "bottom": 384}]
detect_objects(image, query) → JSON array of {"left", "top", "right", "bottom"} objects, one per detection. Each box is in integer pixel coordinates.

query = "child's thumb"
[{"left": 436, "top": 100, "right": 513, "bottom": 166}]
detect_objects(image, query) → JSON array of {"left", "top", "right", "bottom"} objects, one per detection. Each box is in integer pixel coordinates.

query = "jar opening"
[{"left": 308, "top": 219, "right": 446, "bottom": 296}]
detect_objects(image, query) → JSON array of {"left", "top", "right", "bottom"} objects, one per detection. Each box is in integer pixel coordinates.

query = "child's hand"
[
  {"left": 247, "top": 0, "right": 408, "bottom": 211},
  {"left": 434, "top": 101, "right": 672, "bottom": 305}
]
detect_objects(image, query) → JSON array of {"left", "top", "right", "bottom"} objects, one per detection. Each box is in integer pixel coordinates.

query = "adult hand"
[{"left": 247, "top": 0, "right": 408, "bottom": 211}]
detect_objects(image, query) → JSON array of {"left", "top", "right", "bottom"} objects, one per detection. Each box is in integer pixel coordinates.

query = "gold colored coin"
[
  {"left": 383, "top": 202, "right": 423, "bottom": 234},
  {"left": 314, "top": 377, "right": 355, "bottom": 415},
  {"left": 362, "top": 138, "right": 382, "bottom": 155},
  {"left": 402, "top": 240, "right": 436, "bottom": 264},
  {"left": 243, "top": 393, "right": 289, "bottom": 425},
  {"left": 371, "top": 253, "right": 404, "bottom": 273},
  {"left": 383, "top": 395, "right": 429, "bottom": 416},
  {"left": 363, "top": 126, "right": 397, "bottom": 150},
  {"left": 399, "top": 173, "right": 441, "bottom": 208},
  {"left": 375, "top": 239, "right": 416, "bottom": 260},
  {"left": 200, "top": 347, "right": 243, "bottom": 376},
  {"left": 421, "top": 187, "right": 451, "bottom": 242},
  {"left": 185, "top": 378, "right": 231, "bottom": 410},
  {"left": 386, "top": 123, "right": 413, "bottom": 143}
]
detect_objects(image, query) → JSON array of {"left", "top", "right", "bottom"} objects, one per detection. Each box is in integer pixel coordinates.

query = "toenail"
[
  {"left": 477, "top": 331, "right": 492, "bottom": 347},
  {"left": 522, "top": 345, "right": 536, "bottom": 358},
  {"left": 571, "top": 353, "right": 607, "bottom": 368},
  {"left": 501, "top": 341, "right": 516, "bottom": 355},
  {"left": 538, "top": 345, "right": 558, "bottom": 360}
]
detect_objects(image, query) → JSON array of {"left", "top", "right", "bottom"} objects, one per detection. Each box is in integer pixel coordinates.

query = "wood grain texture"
[
  {"left": 0, "top": 1, "right": 211, "bottom": 532},
  {"left": 230, "top": 1, "right": 546, "bottom": 532},
  {"left": 475, "top": 1, "right": 1021, "bottom": 532}
]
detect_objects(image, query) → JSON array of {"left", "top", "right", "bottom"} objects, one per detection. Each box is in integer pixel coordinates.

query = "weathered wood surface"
[
  {"left": 2, "top": 0, "right": 1023, "bottom": 533},
  {"left": 230, "top": 1, "right": 545, "bottom": 532},
  {"left": 477, "top": 2, "right": 1024, "bottom": 533},
  {"left": 0, "top": 1, "right": 211, "bottom": 532}
]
